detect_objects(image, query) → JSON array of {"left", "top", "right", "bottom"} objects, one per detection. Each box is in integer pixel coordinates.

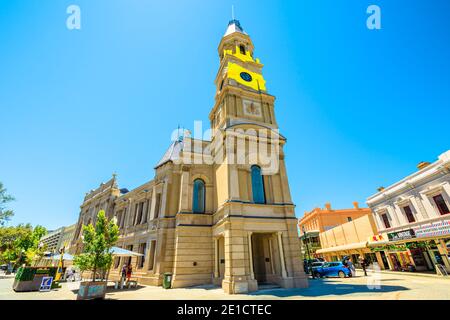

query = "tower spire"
[{"left": 231, "top": 5, "right": 235, "bottom": 20}]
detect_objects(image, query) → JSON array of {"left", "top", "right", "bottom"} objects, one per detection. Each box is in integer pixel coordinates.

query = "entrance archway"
[{"left": 251, "top": 233, "right": 280, "bottom": 285}]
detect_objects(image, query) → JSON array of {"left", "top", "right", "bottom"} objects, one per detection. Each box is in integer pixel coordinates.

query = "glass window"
[
  {"left": 433, "top": 194, "right": 450, "bottom": 215},
  {"left": 381, "top": 213, "right": 391, "bottom": 229},
  {"left": 114, "top": 256, "right": 121, "bottom": 269},
  {"left": 239, "top": 45, "right": 246, "bottom": 55},
  {"left": 138, "top": 243, "right": 146, "bottom": 268},
  {"left": 251, "top": 165, "right": 266, "bottom": 204},
  {"left": 403, "top": 205, "right": 416, "bottom": 223},
  {"left": 193, "top": 179, "right": 206, "bottom": 213},
  {"left": 347, "top": 217, "right": 352, "bottom": 222},
  {"left": 142, "top": 199, "right": 149, "bottom": 224},
  {"left": 148, "top": 240, "right": 157, "bottom": 271}
]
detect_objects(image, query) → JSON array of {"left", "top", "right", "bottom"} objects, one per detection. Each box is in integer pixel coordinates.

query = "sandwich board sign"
[{"left": 40, "top": 276, "right": 53, "bottom": 292}]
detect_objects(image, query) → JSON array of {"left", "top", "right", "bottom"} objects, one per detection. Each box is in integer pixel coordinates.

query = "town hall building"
[{"left": 71, "top": 19, "right": 308, "bottom": 294}]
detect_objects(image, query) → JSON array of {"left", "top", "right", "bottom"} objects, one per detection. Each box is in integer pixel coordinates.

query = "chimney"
[
  {"left": 353, "top": 201, "right": 359, "bottom": 209},
  {"left": 325, "top": 202, "right": 332, "bottom": 210},
  {"left": 377, "top": 186, "right": 385, "bottom": 192},
  {"left": 417, "top": 161, "right": 431, "bottom": 170}
]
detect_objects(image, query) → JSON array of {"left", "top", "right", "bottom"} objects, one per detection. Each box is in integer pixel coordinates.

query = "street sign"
[
  {"left": 39, "top": 276, "right": 53, "bottom": 292},
  {"left": 387, "top": 229, "right": 416, "bottom": 242}
]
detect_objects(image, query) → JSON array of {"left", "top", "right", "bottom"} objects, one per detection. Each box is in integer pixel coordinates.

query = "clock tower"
[
  {"left": 209, "top": 20, "right": 309, "bottom": 294},
  {"left": 210, "top": 19, "right": 278, "bottom": 134}
]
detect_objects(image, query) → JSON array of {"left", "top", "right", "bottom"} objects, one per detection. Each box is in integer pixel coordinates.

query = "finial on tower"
[{"left": 232, "top": 5, "right": 235, "bottom": 20}]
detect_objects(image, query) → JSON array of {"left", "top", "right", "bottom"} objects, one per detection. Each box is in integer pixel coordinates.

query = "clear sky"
[{"left": 1, "top": 1, "right": 449, "bottom": 230}]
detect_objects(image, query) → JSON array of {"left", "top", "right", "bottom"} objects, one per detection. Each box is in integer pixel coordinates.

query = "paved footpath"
[{"left": 1, "top": 271, "right": 449, "bottom": 300}]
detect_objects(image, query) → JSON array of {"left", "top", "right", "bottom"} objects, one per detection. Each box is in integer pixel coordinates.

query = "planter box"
[
  {"left": 13, "top": 274, "right": 48, "bottom": 292},
  {"left": 77, "top": 281, "right": 107, "bottom": 300}
]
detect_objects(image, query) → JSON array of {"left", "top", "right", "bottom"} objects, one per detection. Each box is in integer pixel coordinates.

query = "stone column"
[
  {"left": 278, "top": 157, "right": 292, "bottom": 204},
  {"left": 268, "top": 236, "right": 276, "bottom": 274},
  {"left": 277, "top": 232, "right": 288, "bottom": 278},
  {"left": 160, "top": 179, "right": 169, "bottom": 218},
  {"left": 229, "top": 166, "right": 240, "bottom": 201},
  {"left": 149, "top": 186, "right": 157, "bottom": 220},
  {"left": 411, "top": 195, "right": 429, "bottom": 220},
  {"left": 214, "top": 237, "right": 220, "bottom": 278},
  {"left": 248, "top": 232, "right": 255, "bottom": 280},
  {"left": 387, "top": 205, "right": 401, "bottom": 227},
  {"left": 124, "top": 199, "right": 133, "bottom": 233},
  {"left": 178, "top": 168, "right": 190, "bottom": 213}
]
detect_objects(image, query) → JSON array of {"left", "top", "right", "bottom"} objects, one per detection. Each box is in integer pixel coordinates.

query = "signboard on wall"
[
  {"left": 414, "top": 220, "right": 450, "bottom": 239},
  {"left": 388, "top": 229, "right": 416, "bottom": 242}
]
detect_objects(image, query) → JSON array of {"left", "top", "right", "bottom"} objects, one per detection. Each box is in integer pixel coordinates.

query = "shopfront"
[{"left": 369, "top": 223, "right": 450, "bottom": 273}]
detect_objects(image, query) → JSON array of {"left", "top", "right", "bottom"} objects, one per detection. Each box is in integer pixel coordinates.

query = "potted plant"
[{"left": 74, "top": 210, "right": 118, "bottom": 300}]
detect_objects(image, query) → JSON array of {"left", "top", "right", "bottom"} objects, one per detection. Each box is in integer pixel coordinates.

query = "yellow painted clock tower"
[{"left": 209, "top": 19, "right": 309, "bottom": 293}]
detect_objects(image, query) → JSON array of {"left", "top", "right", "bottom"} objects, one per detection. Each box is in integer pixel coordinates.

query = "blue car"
[{"left": 313, "top": 262, "right": 352, "bottom": 278}]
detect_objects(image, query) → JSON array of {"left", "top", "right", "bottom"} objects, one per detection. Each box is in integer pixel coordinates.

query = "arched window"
[
  {"left": 193, "top": 179, "right": 206, "bottom": 213},
  {"left": 251, "top": 165, "right": 266, "bottom": 204},
  {"left": 239, "top": 44, "right": 246, "bottom": 55}
]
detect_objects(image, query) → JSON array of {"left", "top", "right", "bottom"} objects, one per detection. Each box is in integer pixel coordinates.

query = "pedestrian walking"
[
  {"left": 347, "top": 258, "right": 356, "bottom": 277},
  {"left": 359, "top": 256, "right": 368, "bottom": 276},
  {"left": 126, "top": 264, "right": 133, "bottom": 284},
  {"left": 120, "top": 264, "right": 127, "bottom": 287}
]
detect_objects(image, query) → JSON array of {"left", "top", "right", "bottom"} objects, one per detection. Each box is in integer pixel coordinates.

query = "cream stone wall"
[{"left": 319, "top": 215, "right": 378, "bottom": 249}]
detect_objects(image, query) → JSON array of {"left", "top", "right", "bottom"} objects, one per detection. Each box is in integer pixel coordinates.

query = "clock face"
[{"left": 240, "top": 72, "right": 252, "bottom": 82}]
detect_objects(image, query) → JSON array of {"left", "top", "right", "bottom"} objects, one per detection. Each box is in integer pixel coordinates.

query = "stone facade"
[{"left": 70, "top": 20, "right": 308, "bottom": 293}]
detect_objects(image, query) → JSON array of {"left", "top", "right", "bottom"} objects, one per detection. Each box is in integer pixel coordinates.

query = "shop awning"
[
  {"left": 367, "top": 240, "right": 390, "bottom": 247},
  {"left": 316, "top": 241, "right": 368, "bottom": 254}
]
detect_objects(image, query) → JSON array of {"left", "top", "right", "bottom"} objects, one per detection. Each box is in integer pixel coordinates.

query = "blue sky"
[{"left": 1, "top": 1, "right": 449, "bottom": 230}]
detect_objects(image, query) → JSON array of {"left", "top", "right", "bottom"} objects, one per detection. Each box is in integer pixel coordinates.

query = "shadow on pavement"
[
  {"left": 69, "top": 284, "right": 147, "bottom": 295},
  {"left": 249, "top": 279, "right": 409, "bottom": 298}
]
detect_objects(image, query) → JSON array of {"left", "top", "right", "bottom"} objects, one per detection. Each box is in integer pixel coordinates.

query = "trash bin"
[{"left": 163, "top": 273, "right": 173, "bottom": 289}]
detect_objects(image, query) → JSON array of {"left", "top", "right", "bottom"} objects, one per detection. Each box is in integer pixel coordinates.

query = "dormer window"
[{"left": 239, "top": 45, "right": 246, "bottom": 55}]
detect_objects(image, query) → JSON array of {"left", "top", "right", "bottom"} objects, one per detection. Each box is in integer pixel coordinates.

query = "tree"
[
  {"left": 0, "top": 181, "right": 15, "bottom": 226},
  {"left": 74, "top": 210, "right": 119, "bottom": 282},
  {"left": 0, "top": 224, "right": 32, "bottom": 252},
  {"left": 0, "top": 224, "right": 47, "bottom": 267}
]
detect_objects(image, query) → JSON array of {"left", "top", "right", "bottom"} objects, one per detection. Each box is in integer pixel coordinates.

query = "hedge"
[{"left": 15, "top": 267, "right": 59, "bottom": 281}]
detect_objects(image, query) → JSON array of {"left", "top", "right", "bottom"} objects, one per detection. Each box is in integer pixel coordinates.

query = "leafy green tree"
[
  {"left": 0, "top": 182, "right": 15, "bottom": 226},
  {"left": 0, "top": 224, "right": 47, "bottom": 266},
  {"left": 0, "top": 224, "right": 32, "bottom": 252},
  {"left": 74, "top": 210, "right": 119, "bottom": 281}
]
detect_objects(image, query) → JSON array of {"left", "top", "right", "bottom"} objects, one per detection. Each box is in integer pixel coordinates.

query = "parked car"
[
  {"left": 313, "top": 262, "right": 352, "bottom": 278},
  {"left": 311, "top": 261, "right": 325, "bottom": 269},
  {"left": 310, "top": 261, "right": 325, "bottom": 275}
]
